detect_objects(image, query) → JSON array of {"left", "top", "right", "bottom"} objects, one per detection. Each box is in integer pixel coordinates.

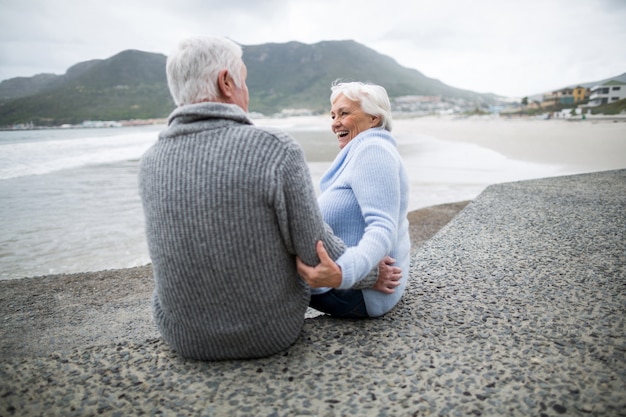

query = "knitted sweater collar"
[
  {"left": 167, "top": 102, "right": 253, "bottom": 128},
  {"left": 320, "top": 127, "right": 396, "bottom": 189},
  {"left": 342, "top": 127, "right": 397, "bottom": 152}
]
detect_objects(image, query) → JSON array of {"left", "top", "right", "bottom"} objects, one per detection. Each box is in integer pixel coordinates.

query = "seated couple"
[{"left": 138, "top": 36, "right": 410, "bottom": 360}]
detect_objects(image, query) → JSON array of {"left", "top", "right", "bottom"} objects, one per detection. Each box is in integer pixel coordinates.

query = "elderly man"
[{"left": 138, "top": 36, "right": 398, "bottom": 360}]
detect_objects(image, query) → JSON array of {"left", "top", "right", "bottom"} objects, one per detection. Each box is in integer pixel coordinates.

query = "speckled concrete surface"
[{"left": 1, "top": 170, "right": 625, "bottom": 416}]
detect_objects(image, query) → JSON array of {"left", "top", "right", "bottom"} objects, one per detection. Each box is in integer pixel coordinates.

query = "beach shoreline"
[
  {"left": 265, "top": 114, "right": 626, "bottom": 173},
  {"left": 2, "top": 116, "right": 624, "bottom": 281},
  {"left": 394, "top": 116, "right": 626, "bottom": 171}
]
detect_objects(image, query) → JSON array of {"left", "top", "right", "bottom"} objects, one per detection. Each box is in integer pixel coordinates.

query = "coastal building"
[
  {"left": 572, "top": 86, "right": 590, "bottom": 102},
  {"left": 390, "top": 95, "right": 486, "bottom": 115},
  {"left": 541, "top": 88, "right": 574, "bottom": 107},
  {"left": 588, "top": 80, "right": 626, "bottom": 106},
  {"left": 81, "top": 120, "right": 122, "bottom": 128}
]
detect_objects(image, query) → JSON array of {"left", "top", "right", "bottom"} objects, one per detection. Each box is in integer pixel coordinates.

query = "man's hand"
[
  {"left": 373, "top": 256, "right": 402, "bottom": 294},
  {"left": 296, "top": 241, "right": 342, "bottom": 288}
]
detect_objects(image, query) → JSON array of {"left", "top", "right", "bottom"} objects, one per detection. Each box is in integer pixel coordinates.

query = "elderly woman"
[{"left": 297, "top": 81, "right": 411, "bottom": 318}]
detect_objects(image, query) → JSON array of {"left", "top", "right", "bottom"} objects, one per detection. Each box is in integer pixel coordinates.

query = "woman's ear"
[{"left": 371, "top": 114, "right": 381, "bottom": 127}]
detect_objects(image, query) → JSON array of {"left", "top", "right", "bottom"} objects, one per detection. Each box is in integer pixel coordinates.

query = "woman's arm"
[
  {"left": 335, "top": 140, "right": 402, "bottom": 289},
  {"left": 296, "top": 241, "right": 402, "bottom": 293}
]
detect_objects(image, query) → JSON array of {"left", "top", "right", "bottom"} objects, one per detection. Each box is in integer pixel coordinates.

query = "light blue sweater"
[{"left": 319, "top": 127, "right": 411, "bottom": 317}]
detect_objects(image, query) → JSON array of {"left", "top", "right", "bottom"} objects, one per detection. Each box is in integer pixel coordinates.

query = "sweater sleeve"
[
  {"left": 273, "top": 139, "right": 347, "bottom": 265},
  {"left": 336, "top": 141, "right": 400, "bottom": 289}
]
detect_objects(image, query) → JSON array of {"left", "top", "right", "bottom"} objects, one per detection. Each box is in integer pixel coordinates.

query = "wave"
[{"left": 0, "top": 130, "right": 158, "bottom": 180}]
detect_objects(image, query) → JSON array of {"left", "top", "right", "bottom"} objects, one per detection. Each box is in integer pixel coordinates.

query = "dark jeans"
[{"left": 310, "top": 289, "right": 369, "bottom": 319}]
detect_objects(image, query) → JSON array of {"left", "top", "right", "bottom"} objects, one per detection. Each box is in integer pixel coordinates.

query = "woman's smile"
[{"left": 330, "top": 94, "right": 380, "bottom": 149}]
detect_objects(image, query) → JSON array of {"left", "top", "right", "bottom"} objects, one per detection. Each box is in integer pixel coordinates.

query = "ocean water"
[{"left": 0, "top": 119, "right": 567, "bottom": 280}]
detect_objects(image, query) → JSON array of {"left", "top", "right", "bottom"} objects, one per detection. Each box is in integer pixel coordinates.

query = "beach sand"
[
  {"left": 280, "top": 115, "right": 626, "bottom": 212},
  {"left": 393, "top": 116, "right": 626, "bottom": 171},
  {"left": 274, "top": 114, "right": 626, "bottom": 172}
]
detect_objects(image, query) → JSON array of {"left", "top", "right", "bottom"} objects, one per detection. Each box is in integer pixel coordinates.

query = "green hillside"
[
  {"left": 0, "top": 40, "right": 495, "bottom": 127},
  {"left": 0, "top": 50, "right": 174, "bottom": 126},
  {"left": 243, "top": 40, "right": 489, "bottom": 114}
]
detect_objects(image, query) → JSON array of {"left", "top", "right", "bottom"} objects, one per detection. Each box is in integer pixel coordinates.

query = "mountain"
[
  {"left": 0, "top": 50, "right": 173, "bottom": 126},
  {"left": 242, "top": 40, "right": 493, "bottom": 115},
  {"left": 1, "top": 40, "right": 619, "bottom": 127},
  {"left": 0, "top": 73, "right": 64, "bottom": 101},
  {"left": 568, "top": 72, "right": 626, "bottom": 89},
  {"left": 0, "top": 40, "right": 502, "bottom": 127}
]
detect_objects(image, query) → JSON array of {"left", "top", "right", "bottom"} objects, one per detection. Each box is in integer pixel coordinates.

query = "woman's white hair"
[
  {"left": 166, "top": 36, "right": 245, "bottom": 106},
  {"left": 330, "top": 80, "right": 393, "bottom": 131}
]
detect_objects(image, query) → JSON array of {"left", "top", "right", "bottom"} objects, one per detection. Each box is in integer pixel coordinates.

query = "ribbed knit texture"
[
  {"left": 319, "top": 128, "right": 411, "bottom": 317},
  {"left": 138, "top": 102, "right": 347, "bottom": 360}
]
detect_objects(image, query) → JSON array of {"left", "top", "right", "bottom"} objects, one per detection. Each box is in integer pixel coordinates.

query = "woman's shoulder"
[{"left": 350, "top": 128, "right": 397, "bottom": 154}]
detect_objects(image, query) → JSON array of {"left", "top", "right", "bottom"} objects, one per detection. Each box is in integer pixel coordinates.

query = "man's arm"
[
  {"left": 274, "top": 135, "right": 390, "bottom": 288},
  {"left": 271, "top": 136, "right": 346, "bottom": 264}
]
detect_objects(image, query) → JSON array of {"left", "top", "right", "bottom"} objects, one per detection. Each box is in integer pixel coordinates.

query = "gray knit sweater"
[{"left": 138, "top": 102, "right": 348, "bottom": 360}]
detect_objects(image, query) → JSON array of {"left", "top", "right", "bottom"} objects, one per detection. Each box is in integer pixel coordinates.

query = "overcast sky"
[{"left": 1, "top": 0, "right": 625, "bottom": 97}]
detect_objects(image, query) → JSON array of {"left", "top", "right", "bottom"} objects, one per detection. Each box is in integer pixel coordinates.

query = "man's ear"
[{"left": 217, "top": 69, "right": 233, "bottom": 98}]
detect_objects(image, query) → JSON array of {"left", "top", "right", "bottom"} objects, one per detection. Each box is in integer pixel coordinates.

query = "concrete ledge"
[{"left": 1, "top": 170, "right": 625, "bottom": 416}]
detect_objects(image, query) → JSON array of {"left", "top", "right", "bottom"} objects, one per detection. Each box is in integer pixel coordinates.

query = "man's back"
[{"left": 139, "top": 103, "right": 335, "bottom": 360}]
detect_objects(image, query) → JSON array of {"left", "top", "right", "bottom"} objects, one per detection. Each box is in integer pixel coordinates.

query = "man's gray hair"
[{"left": 166, "top": 36, "right": 244, "bottom": 106}]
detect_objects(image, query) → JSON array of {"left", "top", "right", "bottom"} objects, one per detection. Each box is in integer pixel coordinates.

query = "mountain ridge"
[
  {"left": 0, "top": 40, "right": 622, "bottom": 127},
  {"left": 0, "top": 40, "right": 500, "bottom": 126}
]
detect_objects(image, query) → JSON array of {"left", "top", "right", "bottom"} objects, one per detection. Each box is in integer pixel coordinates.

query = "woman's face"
[{"left": 330, "top": 94, "right": 380, "bottom": 149}]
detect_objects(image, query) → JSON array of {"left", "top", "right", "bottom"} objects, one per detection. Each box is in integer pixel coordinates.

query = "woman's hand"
[
  {"left": 296, "top": 241, "right": 342, "bottom": 288},
  {"left": 373, "top": 256, "right": 402, "bottom": 294}
]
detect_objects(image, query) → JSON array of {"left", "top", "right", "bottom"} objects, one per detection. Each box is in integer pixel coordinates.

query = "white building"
[{"left": 588, "top": 81, "right": 626, "bottom": 106}]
